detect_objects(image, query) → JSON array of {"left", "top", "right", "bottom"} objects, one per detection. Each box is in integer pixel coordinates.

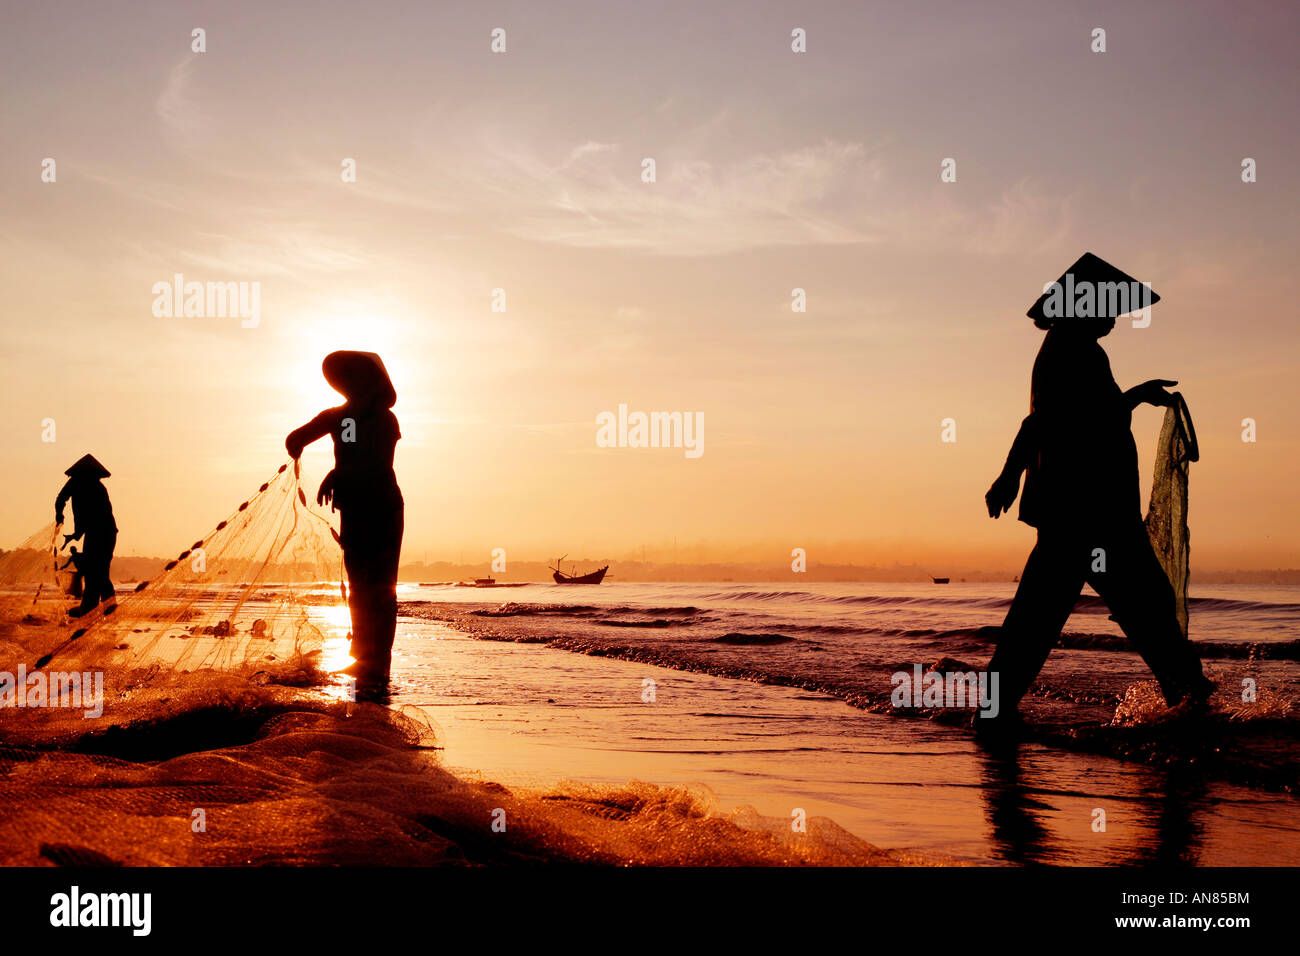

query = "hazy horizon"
[{"left": 3, "top": 0, "right": 1298, "bottom": 571}]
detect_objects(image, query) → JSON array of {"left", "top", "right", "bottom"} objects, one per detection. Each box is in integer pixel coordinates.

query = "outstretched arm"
[
  {"left": 1124, "top": 379, "right": 1178, "bottom": 411},
  {"left": 285, "top": 409, "right": 338, "bottom": 459}
]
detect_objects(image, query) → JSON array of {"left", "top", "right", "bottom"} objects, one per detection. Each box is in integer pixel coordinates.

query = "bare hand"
[
  {"left": 1129, "top": 379, "right": 1178, "bottom": 408},
  {"left": 986, "top": 471, "right": 1020, "bottom": 518},
  {"left": 317, "top": 470, "right": 337, "bottom": 511}
]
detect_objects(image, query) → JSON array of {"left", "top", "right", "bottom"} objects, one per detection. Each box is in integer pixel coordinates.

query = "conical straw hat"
[
  {"left": 321, "top": 351, "right": 396, "bottom": 408},
  {"left": 64, "top": 454, "right": 110, "bottom": 478},
  {"left": 1027, "top": 252, "right": 1161, "bottom": 324}
]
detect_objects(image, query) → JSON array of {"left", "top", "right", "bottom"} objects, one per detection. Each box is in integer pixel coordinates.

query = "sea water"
[{"left": 387, "top": 581, "right": 1300, "bottom": 864}]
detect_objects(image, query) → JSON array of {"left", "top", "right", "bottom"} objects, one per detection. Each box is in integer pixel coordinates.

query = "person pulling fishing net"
[
  {"left": 53, "top": 454, "right": 117, "bottom": 618},
  {"left": 286, "top": 351, "right": 404, "bottom": 691}
]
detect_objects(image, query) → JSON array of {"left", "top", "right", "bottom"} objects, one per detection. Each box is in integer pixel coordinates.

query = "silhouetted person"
[
  {"left": 982, "top": 254, "right": 1212, "bottom": 732},
  {"left": 54, "top": 454, "right": 117, "bottom": 618},
  {"left": 286, "top": 351, "right": 403, "bottom": 688},
  {"left": 59, "top": 547, "right": 85, "bottom": 600}
]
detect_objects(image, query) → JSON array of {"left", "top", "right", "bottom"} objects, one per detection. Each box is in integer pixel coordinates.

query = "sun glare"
[{"left": 286, "top": 310, "right": 413, "bottom": 408}]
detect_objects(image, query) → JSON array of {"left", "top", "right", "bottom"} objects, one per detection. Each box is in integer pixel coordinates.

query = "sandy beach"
[
  {"left": 0, "top": 602, "right": 906, "bottom": 866},
  {"left": 5, "top": 5, "right": 1300, "bottom": 942},
  {"left": 2, "top": 582, "right": 1297, "bottom": 868}
]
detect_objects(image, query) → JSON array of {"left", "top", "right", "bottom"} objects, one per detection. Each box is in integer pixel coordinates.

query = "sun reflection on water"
[{"left": 313, "top": 604, "right": 355, "bottom": 680}]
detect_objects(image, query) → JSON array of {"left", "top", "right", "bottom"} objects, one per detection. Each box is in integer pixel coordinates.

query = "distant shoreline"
[{"left": 6, "top": 550, "right": 1295, "bottom": 587}]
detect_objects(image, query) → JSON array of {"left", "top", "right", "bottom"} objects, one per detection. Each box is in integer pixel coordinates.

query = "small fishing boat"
[
  {"left": 931, "top": 576, "right": 950, "bottom": 584},
  {"left": 550, "top": 555, "right": 609, "bottom": 585}
]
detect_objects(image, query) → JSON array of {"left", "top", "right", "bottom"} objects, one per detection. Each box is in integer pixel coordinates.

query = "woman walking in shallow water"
[
  {"left": 982, "top": 254, "right": 1213, "bottom": 733},
  {"left": 286, "top": 351, "right": 403, "bottom": 690}
]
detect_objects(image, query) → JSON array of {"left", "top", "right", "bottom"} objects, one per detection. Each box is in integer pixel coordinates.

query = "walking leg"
[
  {"left": 986, "top": 534, "right": 1087, "bottom": 716},
  {"left": 1088, "top": 524, "right": 1212, "bottom": 706}
]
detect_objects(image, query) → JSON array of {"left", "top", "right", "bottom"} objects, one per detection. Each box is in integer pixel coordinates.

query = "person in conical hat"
[
  {"left": 55, "top": 454, "right": 118, "bottom": 618},
  {"left": 1024, "top": 251, "right": 1161, "bottom": 329},
  {"left": 286, "top": 351, "right": 403, "bottom": 691},
  {"left": 979, "top": 254, "right": 1212, "bottom": 733},
  {"left": 321, "top": 350, "right": 397, "bottom": 409},
  {"left": 64, "top": 453, "right": 112, "bottom": 479}
]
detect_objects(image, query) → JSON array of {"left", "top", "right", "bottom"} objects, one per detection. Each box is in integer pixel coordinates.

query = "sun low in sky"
[{"left": 2, "top": 0, "right": 1297, "bottom": 572}]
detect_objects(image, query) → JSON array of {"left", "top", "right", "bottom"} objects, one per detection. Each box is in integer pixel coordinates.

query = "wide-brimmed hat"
[
  {"left": 321, "top": 351, "right": 396, "bottom": 408},
  {"left": 1027, "top": 252, "right": 1160, "bottom": 326},
  {"left": 65, "top": 454, "right": 110, "bottom": 478}
]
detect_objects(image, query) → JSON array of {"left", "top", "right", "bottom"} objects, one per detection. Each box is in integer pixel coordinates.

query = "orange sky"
[{"left": 2, "top": 1, "right": 1297, "bottom": 570}]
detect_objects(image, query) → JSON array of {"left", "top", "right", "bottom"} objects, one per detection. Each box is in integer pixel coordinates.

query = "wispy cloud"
[
  {"left": 177, "top": 229, "right": 374, "bottom": 276},
  {"left": 915, "top": 176, "right": 1076, "bottom": 258},
  {"left": 468, "top": 137, "right": 885, "bottom": 255},
  {"left": 155, "top": 58, "right": 202, "bottom": 140},
  {"left": 971, "top": 178, "right": 1074, "bottom": 256}
]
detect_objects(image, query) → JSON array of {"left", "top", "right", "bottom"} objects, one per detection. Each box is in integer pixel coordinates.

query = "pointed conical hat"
[
  {"left": 322, "top": 351, "right": 396, "bottom": 408},
  {"left": 65, "top": 454, "right": 110, "bottom": 478},
  {"left": 1027, "top": 252, "right": 1161, "bottom": 323}
]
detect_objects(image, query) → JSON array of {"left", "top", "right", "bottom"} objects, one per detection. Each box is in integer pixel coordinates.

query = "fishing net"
[
  {"left": 0, "top": 462, "right": 899, "bottom": 866},
  {"left": 0, "top": 461, "right": 346, "bottom": 744},
  {"left": 1144, "top": 393, "right": 1198, "bottom": 639}
]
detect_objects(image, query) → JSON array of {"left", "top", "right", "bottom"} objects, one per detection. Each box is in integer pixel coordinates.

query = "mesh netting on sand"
[{"left": 0, "top": 465, "right": 909, "bottom": 866}]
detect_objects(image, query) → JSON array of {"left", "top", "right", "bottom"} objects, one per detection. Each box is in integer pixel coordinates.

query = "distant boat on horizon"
[
  {"left": 931, "top": 576, "right": 950, "bottom": 584},
  {"left": 550, "top": 555, "right": 609, "bottom": 585}
]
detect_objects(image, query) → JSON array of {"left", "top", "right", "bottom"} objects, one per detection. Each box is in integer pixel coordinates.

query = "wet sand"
[
  {"left": 389, "top": 617, "right": 1300, "bottom": 865},
  {"left": 3, "top": 597, "right": 1296, "bottom": 866},
  {"left": 0, "top": 603, "right": 898, "bottom": 866}
]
